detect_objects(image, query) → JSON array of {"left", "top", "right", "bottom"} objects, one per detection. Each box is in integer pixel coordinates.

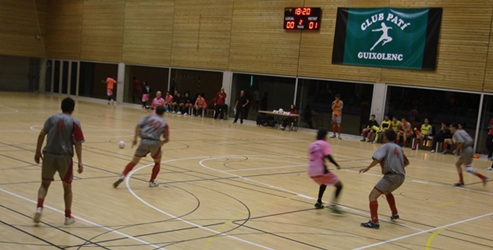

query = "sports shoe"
[
  {"left": 431, "top": 149, "right": 435, "bottom": 153},
  {"left": 113, "top": 176, "right": 124, "bottom": 188},
  {"left": 329, "top": 135, "right": 336, "bottom": 138},
  {"left": 314, "top": 201, "right": 324, "bottom": 209},
  {"left": 412, "top": 147, "right": 416, "bottom": 150},
  {"left": 454, "top": 181, "right": 464, "bottom": 187},
  {"left": 177, "top": 111, "right": 181, "bottom": 115},
  {"left": 360, "top": 138, "right": 365, "bottom": 141},
  {"left": 486, "top": 167, "right": 493, "bottom": 171},
  {"left": 488, "top": 156, "right": 493, "bottom": 161},
  {"left": 330, "top": 205, "right": 343, "bottom": 215},
  {"left": 33, "top": 207, "right": 42, "bottom": 223},
  {"left": 482, "top": 177, "right": 488, "bottom": 187},
  {"left": 338, "top": 136, "right": 342, "bottom": 140},
  {"left": 360, "top": 220, "right": 380, "bottom": 229},
  {"left": 366, "top": 139, "right": 371, "bottom": 142},
  {"left": 149, "top": 181, "right": 159, "bottom": 187},
  {"left": 183, "top": 113, "right": 187, "bottom": 116},
  {"left": 454, "top": 153, "right": 459, "bottom": 157},
  {"left": 390, "top": 214, "right": 400, "bottom": 221},
  {"left": 65, "top": 216, "right": 76, "bottom": 225},
  {"left": 372, "top": 141, "right": 376, "bottom": 144},
  {"left": 441, "top": 150, "right": 447, "bottom": 154}
]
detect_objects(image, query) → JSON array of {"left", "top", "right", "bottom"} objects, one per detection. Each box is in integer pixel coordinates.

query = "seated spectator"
[
  {"left": 412, "top": 118, "right": 433, "bottom": 150},
  {"left": 431, "top": 122, "right": 452, "bottom": 153},
  {"left": 361, "top": 114, "right": 379, "bottom": 142},
  {"left": 390, "top": 116, "right": 401, "bottom": 132},
  {"left": 164, "top": 91, "right": 173, "bottom": 112},
  {"left": 171, "top": 92, "right": 180, "bottom": 113},
  {"left": 194, "top": 93, "right": 207, "bottom": 117},
  {"left": 373, "top": 114, "right": 391, "bottom": 144},
  {"left": 183, "top": 92, "right": 193, "bottom": 115},
  {"left": 177, "top": 92, "right": 187, "bottom": 115},
  {"left": 396, "top": 118, "right": 412, "bottom": 147},
  {"left": 281, "top": 104, "right": 298, "bottom": 130}
]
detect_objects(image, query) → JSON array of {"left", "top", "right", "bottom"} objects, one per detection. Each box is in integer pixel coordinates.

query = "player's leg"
[
  {"left": 34, "top": 153, "right": 56, "bottom": 223},
  {"left": 330, "top": 181, "right": 343, "bottom": 214},
  {"left": 462, "top": 148, "right": 488, "bottom": 185},
  {"left": 149, "top": 144, "right": 162, "bottom": 187},
  {"left": 402, "top": 132, "right": 408, "bottom": 147},
  {"left": 361, "top": 187, "right": 383, "bottom": 229},
  {"left": 337, "top": 116, "right": 342, "bottom": 138},
  {"left": 486, "top": 134, "right": 493, "bottom": 160},
  {"left": 315, "top": 184, "right": 327, "bottom": 209},
  {"left": 114, "top": 154, "right": 143, "bottom": 188},
  {"left": 454, "top": 157, "right": 464, "bottom": 186},
  {"left": 330, "top": 115, "right": 337, "bottom": 138},
  {"left": 361, "top": 128, "right": 369, "bottom": 141},
  {"left": 58, "top": 155, "right": 76, "bottom": 224}
]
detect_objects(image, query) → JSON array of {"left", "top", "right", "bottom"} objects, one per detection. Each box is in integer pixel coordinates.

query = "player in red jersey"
[
  {"left": 359, "top": 130, "right": 409, "bottom": 229},
  {"left": 486, "top": 118, "right": 493, "bottom": 171},
  {"left": 33, "top": 97, "right": 85, "bottom": 225},
  {"left": 104, "top": 76, "right": 117, "bottom": 105},
  {"left": 113, "top": 105, "right": 169, "bottom": 188}
]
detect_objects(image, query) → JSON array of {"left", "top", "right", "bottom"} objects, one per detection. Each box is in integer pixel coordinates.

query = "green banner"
[{"left": 332, "top": 8, "right": 442, "bottom": 70}]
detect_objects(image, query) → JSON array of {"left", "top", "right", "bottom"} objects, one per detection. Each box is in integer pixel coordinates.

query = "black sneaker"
[
  {"left": 390, "top": 214, "right": 399, "bottom": 221},
  {"left": 454, "top": 181, "right": 464, "bottom": 187},
  {"left": 314, "top": 201, "right": 324, "bottom": 209},
  {"left": 360, "top": 220, "right": 380, "bottom": 229}
]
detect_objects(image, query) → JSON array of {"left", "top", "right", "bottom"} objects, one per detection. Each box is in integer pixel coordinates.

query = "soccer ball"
[
  {"left": 118, "top": 141, "right": 125, "bottom": 149},
  {"left": 278, "top": 108, "right": 284, "bottom": 114}
]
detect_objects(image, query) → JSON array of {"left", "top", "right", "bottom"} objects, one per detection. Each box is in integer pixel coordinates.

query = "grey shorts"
[
  {"left": 135, "top": 139, "right": 162, "bottom": 159},
  {"left": 42, "top": 153, "right": 73, "bottom": 183},
  {"left": 332, "top": 114, "right": 342, "bottom": 124},
  {"left": 375, "top": 174, "right": 405, "bottom": 194},
  {"left": 460, "top": 147, "right": 473, "bottom": 165}
]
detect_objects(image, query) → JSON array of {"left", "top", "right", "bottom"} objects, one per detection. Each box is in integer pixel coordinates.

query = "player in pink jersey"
[
  {"left": 103, "top": 76, "right": 117, "bottom": 105},
  {"left": 151, "top": 91, "right": 165, "bottom": 114},
  {"left": 33, "top": 97, "right": 85, "bottom": 225},
  {"left": 307, "top": 129, "right": 343, "bottom": 214},
  {"left": 114, "top": 105, "right": 170, "bottom": 188},
  {"left": 194, "top": 93, "right": 207, "bottom": 117},
  {"left": 164, "top": 91, "right": 173, "bottom": 112}
]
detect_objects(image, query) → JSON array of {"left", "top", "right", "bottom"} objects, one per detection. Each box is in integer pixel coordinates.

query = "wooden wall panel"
[
  {"left": 80, "top": 0, "right": 125, "bottom": 62},
  {"left": 0, "top": 0, "right": 46, "bottom": 58},
  {"left": 381, "top": 6, "right": 491, "bottom": 91},
  {"left": 228, "top": 0, "right": 303, "bottom": 76},
  {"left": 483, "top": 15, "right": 493, "bottom": 93},
  {"left": 298, "top": 1, "right": 389, "bottom": 82},
  {"left": 171, "top": 0, "right": 233, "bottom": 70},
  {"left": 122, "top": 0, "right": 174, "bottom": 66},
  {"left": 45, "top": 0, "right": 83, "bottom": 60}
]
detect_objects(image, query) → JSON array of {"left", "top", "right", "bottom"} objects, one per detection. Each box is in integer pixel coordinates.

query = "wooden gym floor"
[{"left": 0, "top": 92, "right": 492, "bottom": 250}]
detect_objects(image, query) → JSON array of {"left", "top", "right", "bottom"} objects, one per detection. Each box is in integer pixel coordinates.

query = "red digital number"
[
  {"left": 298, "top": 19, "right": 303, "bottom": 25},
  {"left": 285, "top": 21, "right": 295, "bottom": 29},
  {"left": 302, "top": 8, "right": 311, "bottom": 15},
  {"left": 295, "top": 8, "right": 302, "bottom": 15},
  {"left": 308, "top": 22, "right": 319, "bottom": 30}
]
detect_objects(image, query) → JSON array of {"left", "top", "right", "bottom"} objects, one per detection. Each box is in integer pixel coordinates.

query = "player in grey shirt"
[
  {"left": 114, "top": 105, "right": 169, "bottom": 188},
  {"left": 446, "top": 123, "right": 487, "bottom": 187},
  {"left": 359, "top": 129, "right": 409, "bottom": 229},
  {"left": 33, "top": 97, "right": 84, "bottom": 225}
]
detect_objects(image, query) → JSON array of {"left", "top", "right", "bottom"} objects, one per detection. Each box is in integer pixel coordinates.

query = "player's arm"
[
  {"left": 133, "top": 125, "right": 141, "bottom": 147},
  {"left": 326, "top": 154, "right": 340, "bottom": 170},
  {"left": 360, "top": 158, "right": 380, "bottom": 173},
  {"left": 453, "top": 142, "right": 464, "bottom": 154},
  {"left": 74, "top": 143, "right": 83, "bottom": 174},
  {"left": 243, "top": 98, "right": 249, "bottom": 107},
  {"left": 34, "top": 129, "right": 47, "bottom": 164},
  {"left": 403, "top": 154, "right": 410, "bottom": 167},
  {"left": 161, "top": 125, "right": 170, "bottom": 145}
]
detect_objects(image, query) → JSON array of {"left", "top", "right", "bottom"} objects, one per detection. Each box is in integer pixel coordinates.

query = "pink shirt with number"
[
  {"left": 195, "top": 97, "right": 207, "bottom": 108},
  {"left": 307, "top": 140, "right": 332, "bottom": 177}
]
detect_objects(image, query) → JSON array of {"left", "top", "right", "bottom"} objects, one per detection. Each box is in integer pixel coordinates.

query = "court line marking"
[
  {"left": 425, "top": 228, "right": 445, "bottom": 250},
  {"left": 198, "top": 156, "right": 426, "bottom": 232},
  {"left": 0, "top": 187, "right": 165, "bottom": 250},
  {"left": 353, "top": 212, "right": 493, "bottom": 250},
  {"left": 224, "top": 164, "right": 305, "bottom": 172},
  {"left": 125, "top": 156, "right": 274, "bottom": 250},
  {"left": 0, "top": 104, "right": 19, "bottom": 114}
]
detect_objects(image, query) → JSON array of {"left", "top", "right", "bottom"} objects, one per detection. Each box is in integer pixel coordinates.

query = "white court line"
[
  {"left": 353, "top": 211, "right": 493, "bottom": 250},
  {"left": 0, "top": 188, "right": 165, "bottom": 250},
  {"left": 125, "top": 156, "right": 274, "bottom": 250},
  {"left": 199, "top": 156, "right": 425, "bottom": 232},
  {"left": 224, "top": 164, "right": 306, "bottom": 172},
  {"left": 0, "top": 104, "right": 19, "bottom": 114}
]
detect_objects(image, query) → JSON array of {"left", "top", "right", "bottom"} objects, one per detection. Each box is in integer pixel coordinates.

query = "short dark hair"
[
  {"left": 371, "top": 114, "right": 376, "bottom": 118},
  {"left": 61, "top": 97, "right": 75, "bottom": 113},
  {"left": 156, "top": 105, "right": 166, "bottom": 115},
  {"left": 317, "top": 129, "right": 328, "bottom": 140},
  {"left": 450, "top": 122, "right": 459, "bottom": 129},
  {"left": 335, "top": 94, "right": 341, "bottom": 98},
  {"left": 384, "top": 129, "right": 396, "bottom": 141}
]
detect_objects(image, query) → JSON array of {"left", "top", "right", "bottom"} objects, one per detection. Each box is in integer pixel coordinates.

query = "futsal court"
[{"left": 0, "top": 92, "right": 492, "bottom": 249}]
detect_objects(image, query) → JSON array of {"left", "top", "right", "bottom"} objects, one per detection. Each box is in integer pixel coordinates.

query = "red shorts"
[
  {"left": 310, "top": 172, "right": 340, "bottom": 186},
  {"left": 142, "top": 94, "right": 150, "bottom": 102}
]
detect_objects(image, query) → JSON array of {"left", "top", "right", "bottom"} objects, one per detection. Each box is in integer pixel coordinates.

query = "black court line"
[
  {"left": 0, "top": 203, "right": 109, "bottom": 249},
  {"left": 0, "top": 220, "right": 61, "bottom": 249}
]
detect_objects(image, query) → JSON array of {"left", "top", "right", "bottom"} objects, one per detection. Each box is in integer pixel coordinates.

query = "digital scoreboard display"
[{"left": 284, "top": 7, "right": 322, "bottom": 30}]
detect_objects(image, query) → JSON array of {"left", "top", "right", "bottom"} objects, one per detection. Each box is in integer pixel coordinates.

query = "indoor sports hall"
[{"left": 1, "top": 0, "right": 493, "bottom": 249}]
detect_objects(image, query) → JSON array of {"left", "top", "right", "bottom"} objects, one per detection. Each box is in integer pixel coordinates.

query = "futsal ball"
[
  {"left": 278, "top": 108, "right": 284, "bottom": 114},
  {"left": 118, "top": 141, "right": 125, "bottom": 149}
]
